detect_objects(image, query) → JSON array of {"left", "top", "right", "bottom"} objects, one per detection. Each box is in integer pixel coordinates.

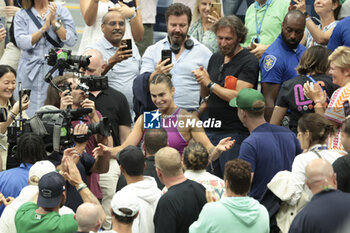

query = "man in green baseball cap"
[
  {"left": 229, "top": 88, "right": 302, "bottom": 201},
  {"left": 229, "top": 88, "right": 265, "bottom": 111}
]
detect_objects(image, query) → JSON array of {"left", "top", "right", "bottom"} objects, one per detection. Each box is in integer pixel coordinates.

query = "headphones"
[{"left": 169, "top": 36, "right": 194, "bottom": 54}]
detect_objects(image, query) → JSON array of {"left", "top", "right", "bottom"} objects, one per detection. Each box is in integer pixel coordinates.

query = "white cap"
[
  {"left": 111, "top": 190, "right": 139, "bottom": 217},
  {"left": 28, "top": 160, "right": 56, "bottom": 185}
]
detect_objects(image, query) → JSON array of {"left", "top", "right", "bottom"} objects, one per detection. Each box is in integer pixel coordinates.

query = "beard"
[
  {"left": 219, "top": 41, "right": 240, "bottom": 57},
  {"left": 281, "top": 31, "right": 299, "bottom": 50},
  {"left": 169, "top": 31, "right": 187, "bottom": 45}
]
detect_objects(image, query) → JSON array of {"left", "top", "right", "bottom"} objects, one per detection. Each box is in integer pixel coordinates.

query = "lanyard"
[
  {"left": 309, "top": 144, "right": 328, "bottom": 152},
  {"left": 254, "top": 0, "right": 272, "bottom": 43},
  {"left": 306, "top": 75, "right": 330, "bottom": 102}
]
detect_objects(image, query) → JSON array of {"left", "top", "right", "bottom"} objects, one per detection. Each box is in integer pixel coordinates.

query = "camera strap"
[
  {"left": 29, "top": 116, "right": 48, "bottom": 136},
  {"left": 25, "top": 9, "right": 63, "bottom": 48},
  {"left": 53, "top": 114, "right": 64, "bottom": 152}
]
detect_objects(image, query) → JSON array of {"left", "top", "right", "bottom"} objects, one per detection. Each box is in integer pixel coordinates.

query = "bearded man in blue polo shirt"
[{"left": 260, "top": 10, "right": 306, "bottom": 121}]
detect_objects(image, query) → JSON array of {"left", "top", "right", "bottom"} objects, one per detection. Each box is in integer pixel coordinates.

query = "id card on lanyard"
[{"left": 253, "top": 0, "right": 272, "bottom": 43}]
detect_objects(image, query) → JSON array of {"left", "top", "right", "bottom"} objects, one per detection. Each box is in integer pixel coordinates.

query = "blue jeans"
[
  {"left": 222, "top": 0, "right": 241, "bottom": 16},
  {"left": 206, "top": 130, "right": 249, "bottom": 178}
]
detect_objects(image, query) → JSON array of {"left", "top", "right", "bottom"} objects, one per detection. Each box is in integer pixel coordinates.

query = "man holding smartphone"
[
  {"left": 136, "top": 3, "right": 212, "bottom": 115},
  {"left": 85, "top": 10, "right": 141, "bottom": 119}
]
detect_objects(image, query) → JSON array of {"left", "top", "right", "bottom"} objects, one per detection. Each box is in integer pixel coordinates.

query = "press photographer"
[{"left": 44, "top": 73, "right": 112, "bottom": 210}]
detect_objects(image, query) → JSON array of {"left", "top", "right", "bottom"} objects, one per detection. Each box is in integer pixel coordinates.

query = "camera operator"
[
  {"left": 46, "top": 118, "right": 110, "bottom": 213},
  {"left": 44, "top": 75, "right": 112, "bottom": 211},
  {"left": 0, "top": 65, "right": 30, "bottom": 171},
  {"left": 82, "top": 49, "right": 132, "bottom": 230}
]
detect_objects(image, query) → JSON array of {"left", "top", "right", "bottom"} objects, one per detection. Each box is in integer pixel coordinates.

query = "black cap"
[
  {"left": 118, "top": 146, "right": 145, "bottom": 176},
  {"left": 37, "top": 172, "right": 65, "bottom": 208}
]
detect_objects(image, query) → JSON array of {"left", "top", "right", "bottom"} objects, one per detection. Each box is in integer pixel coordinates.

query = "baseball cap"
[
  {"left": 29, "top": 160, "right": 56, "bottom": 185},
  {"left": 37, "top": 172, "right": 66, "bottom": 208},
  {"left": 111, "top": 190, "right": 139, "bottom": 217},
  {"left": 118, "top": 145, "right": 145, "bottom": 175},
  {"left": 229, "top": 88, "right": 265, "bottom": 110}
]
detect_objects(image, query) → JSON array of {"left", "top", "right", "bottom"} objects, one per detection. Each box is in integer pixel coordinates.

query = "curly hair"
[
  {"left": 224, "top": 159, "right": 251, "bottom": 195},
  {"left": 211, "top": 15, "right": 247, "bottom": 44},
  {"left": 183, "top": 142, "right": 209, "bottom": 170}
]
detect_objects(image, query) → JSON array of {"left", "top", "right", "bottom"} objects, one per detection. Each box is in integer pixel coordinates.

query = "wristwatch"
[
  {"left": 76, "top": 183, "right": 87, "bottom": 192},
  {"left": 53, "top": 21, "right": 62, "bottom": 31}
]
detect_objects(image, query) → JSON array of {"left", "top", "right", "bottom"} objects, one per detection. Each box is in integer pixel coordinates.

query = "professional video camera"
[
  {"left": 80, "top": 75, "right": 108, "bottom": 92},
  {"left": 7, "top": 106, "right": 111, "bottom": 152},
  {"left": 44, "top": 48, "right": 91, "bottom": 83}
]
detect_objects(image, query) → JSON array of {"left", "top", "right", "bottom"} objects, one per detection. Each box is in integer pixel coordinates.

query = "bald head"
[
  {"left": 155, "top": 147, "right": 182, "bottom": 177},
  {"left": 283, "top": 10, "right": 305, "bottom": 25},
  {"left": 82, "top": 49, "right": 105, "bottom": 76},
  {"left": 281, "top": 10, "right": 306, "bottom": 49},
  {"left": 76, "top": 203, "right": 103, "bottom": 232},
  {"left": 305, "top": 159, "right": 337, "bottom": 194}
]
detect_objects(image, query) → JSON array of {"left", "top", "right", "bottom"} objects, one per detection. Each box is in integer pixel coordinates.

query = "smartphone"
[
  {"left": 20, "top": 89, "right": 31, "bottom": 102},
  {"left": 344, "top": 100, "right": 350, "bottom": 117},
  {"left": 161, "top": 49, "right": 172, "bottom": 66},
  {"left": 0, "top": 17, "right": 5, "bottom": 29},
  {"left": 121, "top": 39, "right": 132, "bottom": 52},
  {"left": 210, "top": 3, "right": 222, "bottom": 18},
  {"left": 291, "top": 0, "right": 296, "bottom": 5}
]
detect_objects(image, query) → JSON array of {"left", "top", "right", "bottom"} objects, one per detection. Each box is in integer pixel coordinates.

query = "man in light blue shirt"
[
  {"left": 86, "top": 10, "right": 141, "bottom": 119},
  {"left": 140, "top": 3, "right": 212, "bottom": 111}
]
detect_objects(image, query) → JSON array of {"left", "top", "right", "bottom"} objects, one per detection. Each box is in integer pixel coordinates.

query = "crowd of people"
[{"left": 0, "top": 0, "right": 350, "bottom": 232}]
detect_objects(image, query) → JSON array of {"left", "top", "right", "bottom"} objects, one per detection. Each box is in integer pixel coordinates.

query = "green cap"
[{"left": 229, "top": 88, "right": 265, "bottom": 110}]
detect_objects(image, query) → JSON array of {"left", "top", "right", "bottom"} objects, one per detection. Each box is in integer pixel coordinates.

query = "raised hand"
[{"left": 216, "top": 137, "right": 235, "bottom": 152}]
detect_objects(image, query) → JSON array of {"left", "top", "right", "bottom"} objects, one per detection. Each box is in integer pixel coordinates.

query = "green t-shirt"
[
  {"left": 243, "top": 0, "right": 289, "bottom": 47},
  {"left": 15, "top": 202, "right": 78, "bottom": 233}
]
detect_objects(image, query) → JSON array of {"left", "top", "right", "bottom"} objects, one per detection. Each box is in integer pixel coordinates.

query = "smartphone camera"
[
  {"left": 161, "top": 49, "right": 172, "bottom": 66},
  {"left": 121, "top": 39, "right": 132, "bottom": 52}
]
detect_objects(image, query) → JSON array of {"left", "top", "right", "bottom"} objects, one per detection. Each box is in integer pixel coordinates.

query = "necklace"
[{"left": 36, "top": 6, "right": 48, "bottom": 18}]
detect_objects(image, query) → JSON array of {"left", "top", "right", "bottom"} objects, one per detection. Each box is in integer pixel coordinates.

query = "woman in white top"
[
  {"left": 182, "top": 141, "right": 226, "bottom": 200},
  {"left": 291, "top": 113, "right": 342, "bottom": 204},
  {"left": 268, "top": 113, "right": 342, "bottom": 233},
  {"left": 78, "top": 0, "right": 144, "bottom": 54},
  {"left": 0, "top": 65, "right": 30, "bottom": 171},
  {"left": 294, "top": 0, "right": 341, "bottom": 48}
]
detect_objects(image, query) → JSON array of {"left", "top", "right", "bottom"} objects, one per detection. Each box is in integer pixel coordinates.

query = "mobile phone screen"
[
  {"left": 121, "top": 39, "right": 132, "bottom": 52},
  {"left": 344, "top": 100, "right": 350, "bottom": 117},
  {"left": 210, "top": 3, "right": 222, "bottom": 17},
  {"left": 161, "top": 50, "right": 172, "bottom": 66},
  {"left": 0, "top": 17, "right": 5, "bottom": 29}
]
